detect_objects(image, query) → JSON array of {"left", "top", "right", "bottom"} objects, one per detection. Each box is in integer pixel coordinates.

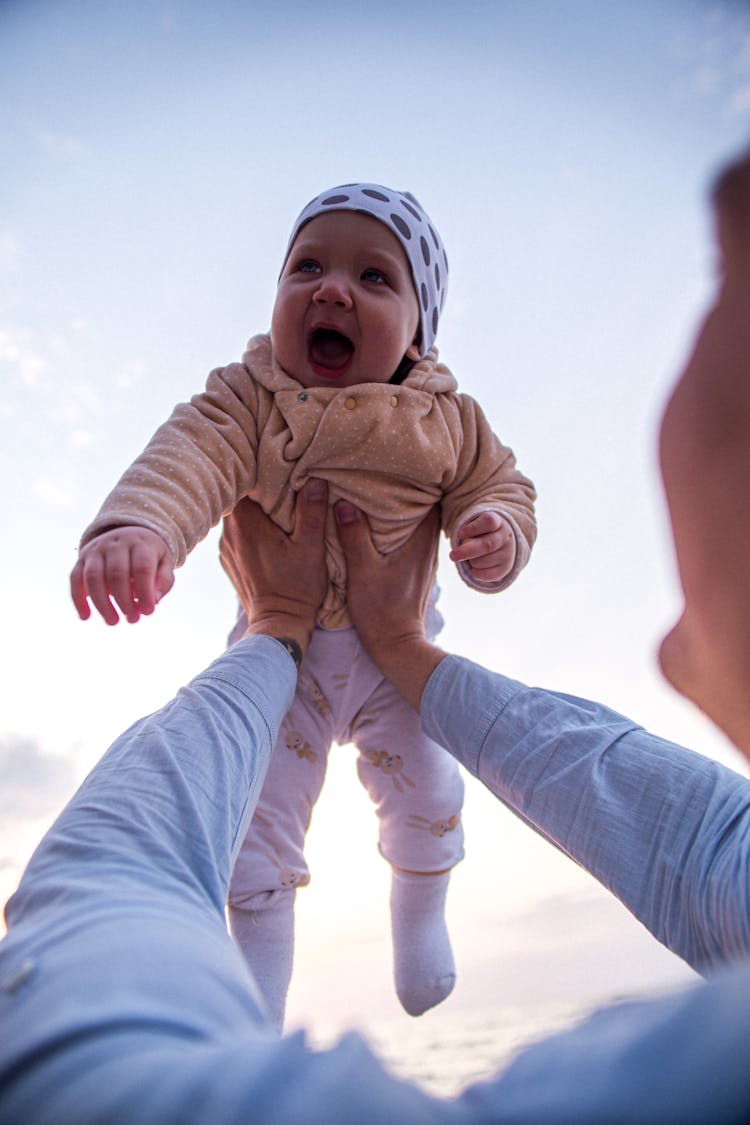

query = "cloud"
[
  {"left": 115, "top": 359, "right": 146, "bottom": 391},
  {"left": 46, "top": 382, "right": 99, "bottom": 454},
  {"left": 692, "top": 62, "right": 720, "bottom": 97},
  {"left": 0, "top": 734, "right": 78, "bottom": 820},
  {"left": 668, "top": 2, "right": 750, "bottom": 117},
  {"left": 505, "top": 889, "right": 630, "bottom": 951},
  {"left": 0, "top": 326, "right": 47, "bottom": 388},
  {"left": 34, "top": 127, "right": 91, "bottom": 160},
  {"left": 33, "top": 465, "right": 77, "bottom": 509},
  {"left": 69, "top": 429, "right": 93, "bottom": 449},
  {"left": 0, "top": 320, "right": 100, "bottom": 446},
  {"left": 450, "top": 885, "right": 696, "bottom": 1013},
  {"left": 50, "top": 382, "right": 102, "bottom": 426},
  {"left": 0, "top": 737, "right": 82, "bottom": 922},
  {"left": 0, "top": 319, "right": 102, "bottom": 508},
  {"left": 0, "top": 231, "right": 18, "bottom": 269},
  {"left": 729, "top": 83, "right": 750, "bottom": 117}
]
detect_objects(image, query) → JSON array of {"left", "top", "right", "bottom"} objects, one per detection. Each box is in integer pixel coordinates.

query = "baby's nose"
[{"left": 313, "top": 272, "right": 353, "bottom": 307}]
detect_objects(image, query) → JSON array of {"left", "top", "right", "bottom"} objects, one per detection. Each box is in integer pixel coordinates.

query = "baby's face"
[{"left": 271, "top": 211, "right": 420, "bottom": 389}]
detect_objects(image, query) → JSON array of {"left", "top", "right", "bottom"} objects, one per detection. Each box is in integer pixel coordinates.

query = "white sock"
[
  {"left": 228, "top": 891, "right": 295, "bottom": 1033},
  {"left": 390, "top": 868, "right": 455, "bottom": 1017}
]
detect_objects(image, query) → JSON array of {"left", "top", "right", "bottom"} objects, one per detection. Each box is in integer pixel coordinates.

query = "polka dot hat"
[{"left": 283, "top": 183, "right": 449, "bottom": 357}]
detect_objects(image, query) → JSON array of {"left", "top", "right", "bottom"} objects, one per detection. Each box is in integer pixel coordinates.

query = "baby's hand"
[
  {"left": 70, "top": 526, "right": 175, "bottom": 625},
  {"left": 450, "top": 511, "right": 516, "bottom": 585}
]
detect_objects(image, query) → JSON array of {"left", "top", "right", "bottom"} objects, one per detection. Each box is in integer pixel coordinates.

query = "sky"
[{"left": 2, "top": 0, "right": 750, "bottom": 1057}]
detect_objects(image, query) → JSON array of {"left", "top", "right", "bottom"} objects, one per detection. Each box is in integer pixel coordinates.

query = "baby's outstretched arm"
[
  {"left": 449, "top": 511, "right": 516, "bottom": 585},
  {"left": 70, "top": 526, "right": 175, "bottom": 625}
]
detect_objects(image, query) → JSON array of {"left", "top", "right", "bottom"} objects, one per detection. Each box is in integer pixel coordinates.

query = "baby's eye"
[
  {"left": 361, "top": 267, "right": 388, "bottom": 284},
  {"left": 298, "top": 259, "right": 321, "bottom": 274}
]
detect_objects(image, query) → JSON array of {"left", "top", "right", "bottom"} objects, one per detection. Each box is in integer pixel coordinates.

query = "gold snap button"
[
  {"left": 344, "top": 397, "right": 356, "bottom": 411},
  {"left": 390, "top": 395, "right": 398, "bottom": 407}
]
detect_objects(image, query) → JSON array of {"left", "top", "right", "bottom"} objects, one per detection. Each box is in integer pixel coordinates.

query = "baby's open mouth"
[{"left": 308, "top": 327, "right": 354, "bottom": 373}]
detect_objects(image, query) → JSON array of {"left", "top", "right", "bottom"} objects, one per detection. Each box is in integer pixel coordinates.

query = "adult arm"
[
  {"left": 424, "top": 655, "right": 750, "bottom": 973},
  {"left": 220, "top": 495, "right": 750, "bottom": 1122},
  {"left": 336, "top": 500, "right": 750, "bottom": 973},
  {"left": 457, "top": 960, "right": 750, "bottom": 1123},
  {"left": 1, "top": 628, "right": 472, "bottom": 1125}
]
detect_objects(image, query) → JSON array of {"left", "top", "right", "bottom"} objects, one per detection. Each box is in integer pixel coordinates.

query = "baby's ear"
[{"left": 405, "top": 342, "right": 421, "bottom": 361}]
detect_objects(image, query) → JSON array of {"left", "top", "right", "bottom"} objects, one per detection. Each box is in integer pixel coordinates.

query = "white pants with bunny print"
[{"left": 227, "top": 623, "right": 464, "bottom": 910}]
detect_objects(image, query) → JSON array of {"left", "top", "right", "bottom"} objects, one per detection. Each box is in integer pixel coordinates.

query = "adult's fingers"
[
  {"left": 292, "top": 478, "right": 328, "bottom": 541},
  {"left": 334, "top": 500, "right": 377, "bottom": 568}
]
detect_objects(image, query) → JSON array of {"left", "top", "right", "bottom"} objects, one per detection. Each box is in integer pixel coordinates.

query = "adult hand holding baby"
[
  {"left": 221, "top": 477, "right": 329, "bottom": 660},
  {"left": 335, "top": 499, "right": 446, "bottom": 712}
]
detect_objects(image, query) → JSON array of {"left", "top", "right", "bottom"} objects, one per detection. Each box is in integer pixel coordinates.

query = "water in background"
[{"left": 308, "top": 996, "right": 610, "bottom": 1098}]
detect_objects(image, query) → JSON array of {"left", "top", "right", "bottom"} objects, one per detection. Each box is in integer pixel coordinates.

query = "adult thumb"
[{"left": 335, "top": 500, "right": 373, "bottom": 567}]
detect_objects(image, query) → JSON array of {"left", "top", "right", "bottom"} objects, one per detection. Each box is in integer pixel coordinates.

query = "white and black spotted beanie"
[{"left": 283, "top": 183, "right": 448, "bottom": 357}]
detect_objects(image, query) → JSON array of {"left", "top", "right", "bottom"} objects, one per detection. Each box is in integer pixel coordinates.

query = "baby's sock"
[
  {"left": 390, "top": 867, "right": 455, "bottom": 1017},
  {"left": 228, "top": 892, "right": 295, "bottom": 1033}
]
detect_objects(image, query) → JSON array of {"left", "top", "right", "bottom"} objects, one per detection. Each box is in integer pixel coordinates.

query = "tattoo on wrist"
[{"left": 275, "top": 637, "right": 303, "bottom": 670}]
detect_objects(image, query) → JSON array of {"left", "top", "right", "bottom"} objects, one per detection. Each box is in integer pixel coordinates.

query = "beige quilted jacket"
[{"left": 81, "top": 335, "right": 537, "bottom": 627}]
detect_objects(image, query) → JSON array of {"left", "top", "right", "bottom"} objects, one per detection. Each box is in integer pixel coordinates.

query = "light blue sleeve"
[
  {"left": 0, "top": 637, "right": 477, "bottom": 1125},
  {"left": 4, "top": 634, "right": 298, "bottom": 936},
  {"left": 6, "top": 640, "right": 750, "bottom": 1123},
  {"left": 421, "top": 655, "right": 750, "bottom": 972},
  {"left": 423, "top": 655, "right": 750, "bottom": 1121},
  {"left": 458, "top": 962, "right": 750, "bottom": 1123}
]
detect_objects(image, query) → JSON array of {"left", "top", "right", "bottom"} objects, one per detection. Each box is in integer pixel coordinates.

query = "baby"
[{"left": 71, "top": 184, "right": 537, "bottom": 1030}]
